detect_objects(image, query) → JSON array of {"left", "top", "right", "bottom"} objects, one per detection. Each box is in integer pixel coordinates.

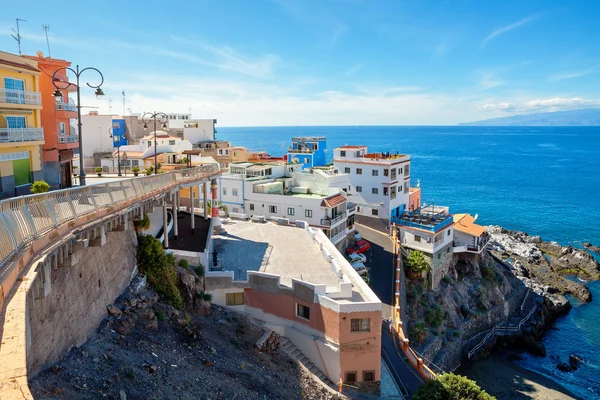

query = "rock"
[
  {"left": 523, "top": 335, "right": 546, "bottom": 357},
  {"left": 256, "top": 330, "right": 279, "bottom": 352},
  {"left": 144, "top": 319, "right": 158, "bottom": 330},
  {"left": 177, "top": 267, "right": 204, "bottom": 310},
  {"left": 113, "top": 316, "right": 136, "bottom": 335},
  {"left": 557, "top": 362, "right": 572, "bottom": 372},
  {"left": 138, "top": 309, "right": 155, "bottom": 321},
  {"left": 143, "top": 364, "right": 157, "bottom": 374},
  {"left": 569, "top": 355, "right": 583, "bottom": 370},
  {"left": 583, "top": 243, "right": 600, "bottom": 253},
  {"left": 119, "top": 390, "right": 127, "bottom": 400},
  {"left": 106, "top": 304, "right": 122, "bottom": 316}
]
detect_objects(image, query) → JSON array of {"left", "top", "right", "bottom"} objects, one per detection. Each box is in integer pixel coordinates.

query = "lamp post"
[
  {"left": 108, "top": 127, "right": 122, "bottom": 176},
  {"left": 52, "top": 65, "right": 104, "bottom": 186},
  {"left": 141, "top": 112, "right": 168, "bottom": 174}
]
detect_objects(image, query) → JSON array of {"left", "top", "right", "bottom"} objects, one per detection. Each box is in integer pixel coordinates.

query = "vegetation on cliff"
[{"left": 414, "top": 373, "right": 495, "bottom": 400}]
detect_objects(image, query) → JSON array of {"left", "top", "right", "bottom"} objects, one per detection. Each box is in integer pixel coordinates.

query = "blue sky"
[{"left": 1, "top": 0, "right": 599, "bottom": 126}]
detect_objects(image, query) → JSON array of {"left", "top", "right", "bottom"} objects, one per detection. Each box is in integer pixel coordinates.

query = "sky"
[{"left": 1, "top": 0, "right": 599, "bottom": 126}]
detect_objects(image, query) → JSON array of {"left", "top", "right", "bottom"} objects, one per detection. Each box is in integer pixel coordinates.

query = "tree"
[
  {"left": 30, "top": 180, "right": 50, "bottom": 194},
  {"left": 206, "top": 200, "right": 228, "bottom": 217},
  {"left": 406, "top": 250, "right": 428, "bottom": 279},
  {"left": 414, "top": 373, "right": 495, "bottom": 400}
]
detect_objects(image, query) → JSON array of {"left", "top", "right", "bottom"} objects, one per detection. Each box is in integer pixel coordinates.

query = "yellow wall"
[{"left": 0, "top": 145, "right": 43, "bottom": 178}]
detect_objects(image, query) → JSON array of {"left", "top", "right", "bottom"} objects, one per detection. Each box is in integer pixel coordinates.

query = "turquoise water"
[{"left": 218, "top": 125, "right": 600, "bottom": 398}]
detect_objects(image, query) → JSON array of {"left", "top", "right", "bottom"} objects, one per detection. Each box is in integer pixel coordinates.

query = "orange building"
[{"left": 23, "top": 52, "right": 78, "bottom": 189}]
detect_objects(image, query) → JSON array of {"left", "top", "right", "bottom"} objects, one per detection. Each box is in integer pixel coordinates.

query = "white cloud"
[
  {"left": 550, "top": 65, "right": 599, "bottom": 81},
  {"left": 480, "top": 97, "right": 600, "bottom": 113},
  {"left": 344, "top": 63, "right": 363, "bottom": 76},
  {"left": 481, "top": 13, "right": 542, "bottom": 49},
  {"left": 475, "top": 71, "right": 504, "bottom": 90}
]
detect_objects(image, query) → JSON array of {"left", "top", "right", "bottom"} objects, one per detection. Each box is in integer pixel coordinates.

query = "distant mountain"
[{"left": 459, "top": 108, "right": 600, "bottom": 126}]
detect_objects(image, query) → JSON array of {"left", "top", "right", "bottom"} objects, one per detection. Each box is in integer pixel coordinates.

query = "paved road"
[{"left": 382, "top": 324, "right": 426, "bottom": 398}]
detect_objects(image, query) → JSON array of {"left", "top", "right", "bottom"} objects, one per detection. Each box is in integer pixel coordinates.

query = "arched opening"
[{"left": 0, "top": 115, "right": 7, "bottom": 129}]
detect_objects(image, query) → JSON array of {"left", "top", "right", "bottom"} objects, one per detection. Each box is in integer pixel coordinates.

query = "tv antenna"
[
  {"left": 42, "top": 24, "right": 51, "bottom": 57},
  {"left": 122, "top": 90, "right": 126, "bottom": 115},
  {"left": 11, "top": 18, "right": 27, "bottom": 55}
]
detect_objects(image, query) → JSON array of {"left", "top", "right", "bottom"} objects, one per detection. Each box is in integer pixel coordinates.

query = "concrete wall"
[{"left": 27, "top": 225, "right": 137, "bottom": 375}]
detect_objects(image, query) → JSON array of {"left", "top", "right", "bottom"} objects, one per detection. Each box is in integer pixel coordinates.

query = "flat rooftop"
[{"left": 213, "top": 220, "right": 341, "bottom": 287}]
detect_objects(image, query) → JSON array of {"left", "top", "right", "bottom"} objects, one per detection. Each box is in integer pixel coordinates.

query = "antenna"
[
  {"left": 122, "top": 90, "right": 126, "bottom": 115},
  {"left": 11, "top": 18, "right": 27, "bottom": 55},
  {"left": 42, "top": 24, "right": 51, "bottom": 57}
]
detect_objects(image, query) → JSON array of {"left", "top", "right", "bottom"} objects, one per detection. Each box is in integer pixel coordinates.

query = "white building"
[
  {"left": 205, "top": 162, "right": 354, "bottom": 245},
  {"left": 182, "top": 119, "right": 217, "bottom": 144},
  {"left": 80, "top": 113, "right": 115, "bottom": 167},
  {"left": 164, "top": 113, "right": 191, "bottom": 129},
  {"left": 333, "top": 146, "right": 411, "bottom": 219},
  {"left": 452, "top": 213, "right": 490, "bottom": 254}
]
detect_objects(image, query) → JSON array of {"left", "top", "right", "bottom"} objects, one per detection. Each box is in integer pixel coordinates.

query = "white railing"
[
  {"left": 0, "top": 164, "right": 220, "bottom": 271},
  {"left": 56, "top": 102, "right": 78, "bottom": 112},
  {"left": 328, "top": 230, "right": 347, "bottom": 244},
  {"left": 0, "top": 88, "right": 42, "bottom": 106},
  {"left": 57, "top": 134, "right": 78, "bottom": 143},
  {"left": 0, "top": 128, "right": 44, "bottom": 143}
]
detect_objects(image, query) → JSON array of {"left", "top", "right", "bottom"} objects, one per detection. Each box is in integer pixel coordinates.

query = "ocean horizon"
[{"left": 218, "top": 125, "right": 600, "bottom": 399}]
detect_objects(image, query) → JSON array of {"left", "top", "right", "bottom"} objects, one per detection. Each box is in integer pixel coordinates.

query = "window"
[
  {"left": 363, "top": 370, "right": 375, "bottom": 382},
  {"left": 287, "top": 207, "right": 295, "bottom": 216},
  {"left": 345, "top": 371, "right": 357, "bottom": 384},
  {"left": 400, "top": 167, "right": 403, "bottom": 174},
  {"left": 372, "top": 169, "right": 378, "bottom": 176},
  {"left": 371, "top": 209, "right": 378, "bottom": 216},
  {"left": 304, "top": 158, "right": 310, "bottom": 164},
  {"left": 59, "top": 122, "right": 66, "bottom": 135},
  {"left": 222, "top": 188, "right": 227, "bottom": 195},
  {"left": 4, "top": 78, "right": 25, "bottom": 104},
  {"left": 350, "top": 318, "right": 371, "bottom": 332},
  {"left": 405, "top": 164, "right": 410, "bottom": 176},
  {"left": 398, "top": 186, "right": 402, "bottom": 192},
  {"left": 305, "top": 209, "right": 312, "bottom": 218},
  {"left": 391, "top": 168, "right": 396, "bottom": 180},
  {"left": 448, "top": 229, "right": 451, "bottom": 236},
  {"left": 340, "top": 150, "right": 346, "bottom": 157},
  {"left": 296, "top": 304, "right": 310, "bottom": 320},
  {"left": 226, "top": 292, "right": 244, "bottom": 306},
  {"left": 404, "top": 182, "right": 409, "bottom": 194},
  {"left": 438, "top": 254, "right": 441, "bottom": 260},
  {"left": 384, "top": 169, "right": 389, "bottom": 177},
  {"left": 356, "top": 168, "right": 362, "bottom": 175},
  {"left": 344, "top": 167, "right": 350, "bottom": 173},
  {"left": 6, "top": 116, "right": 26, "bottom": 129},
  {"left": 372, "top": 187, "right": 378, "bottom": 194},
  {"left": 148, "top": 142, "right": 152, "bottom": 148},
  {"left": 415, "top": 235, "right": 422, "bottom": 242},
  {"left": 269, "top": 205, "right": 277, "bottom": 213},
  {"left": 249, "top": 204, "right": 255, "bottom": 211},
  {"left": 383, "top": 187, "right": 388, "bottom": 196},
  {"left": 169, "top": 140, "right": 176, "bottom": 145},
  {"left": 232, "top": 189, "right": 238, "bottom": 196},
  {"left": 356, "top": 186, "right": 362, "bottom": 193}
]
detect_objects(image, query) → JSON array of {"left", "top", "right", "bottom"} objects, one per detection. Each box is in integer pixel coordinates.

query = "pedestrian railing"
[{"left": 0, "top": 165, "right": 220, "bottom": 271}]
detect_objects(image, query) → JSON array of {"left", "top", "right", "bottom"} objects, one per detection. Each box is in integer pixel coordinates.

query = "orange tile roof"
[
  {"left": 321, "top": 193, "right": 346, "bottom": 208},
  {"left": 453, "top": 213, "right": 486, "bottom": 237}
]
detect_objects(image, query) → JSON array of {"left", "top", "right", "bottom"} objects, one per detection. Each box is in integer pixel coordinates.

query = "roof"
[
  {"left": 321, "top": 193, "right": 346, "bottom": 208},
  {"left": 410, "top": 187, "right": 420, "bottom": 193},
  {"left": 338, "top": 145, "right": 366, "bottom": 149},
  {"left": 453, "top": 213, "right": 486, "bottom": 237},
  {"left": 0, "top": 57, "right": 39, "bottom": 73},
  {"left": 141, "top": 131, "right": 178, "bottom": 140}
]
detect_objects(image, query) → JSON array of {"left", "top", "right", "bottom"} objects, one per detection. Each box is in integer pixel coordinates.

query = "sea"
[{"left": 217, "top": 125, "right": 600, "bottom": 399}]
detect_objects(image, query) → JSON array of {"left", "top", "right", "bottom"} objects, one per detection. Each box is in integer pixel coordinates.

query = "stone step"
[
  {"left": 291, "top": 349, "right": 302, "bottom": 358},
  {"left": 300, "top": 356, "right": 309, "bottom": 365}
]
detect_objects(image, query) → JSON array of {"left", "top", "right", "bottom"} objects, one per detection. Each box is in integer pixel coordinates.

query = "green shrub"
[
  {"left": 30, "top": 180, "right": 50, "bottom": 194},
  {"left": 480, "top": 264, "right": 499, "bottom": 284},
  {"left": 407, "top": 250, "right": 429, "bottom": 274},
  {"left": 136, "top": 235, "right": 183, "bottom": 309},
  {"left": 195, "top": 265, "right": 205, "bottom": 277},
  {"left": 409, "top": 322, "right": 427, "bottom": 343},
  {"left": 95, "top": 167, "right": 103, "bottom": 174},
  {"left": 441, "top": 276, "right": 452, "bottom": 285},
  {"left": 156, "top": 311, "right": 166, "bottom": 322},
  {"left": 146, "top": 166, "right": 154, "bottom": 175},
  {"left": 131, "top": 166, "right": 140, "bottom": 173},
  {"left": 201, "top": 292, "right": 212, "bottom": 301},
  {"left": 414, "top": 373, "right": 495, "bottom": 400},
  {"left": 179, "top": 259, "right": 190, "bottom": 268},
  {"left": 134, "top": 213, "right": 150, "bottom": 231},
  {"left": 425, "top": 304, "right": 445, "bottom": 328}
]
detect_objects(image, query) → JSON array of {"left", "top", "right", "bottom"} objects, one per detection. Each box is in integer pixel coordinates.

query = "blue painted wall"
[
  {"left": 111, "top": 119, "right": 128, "bottom": 147},
  {"left": 287, "top": 137, "right": 327, "bottom": 169}
]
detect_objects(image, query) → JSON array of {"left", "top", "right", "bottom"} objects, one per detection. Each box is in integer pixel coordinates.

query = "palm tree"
[
  {"left": 406, "top": 250, "right": 429, "bottom": 279},
  {"left": 206, "top": 200, "right": 228, "bottom": 217}
]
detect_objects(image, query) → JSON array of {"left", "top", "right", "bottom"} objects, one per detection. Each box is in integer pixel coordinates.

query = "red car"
[{"left": 347, "top": 240, "right": 371, "bottom": 254}]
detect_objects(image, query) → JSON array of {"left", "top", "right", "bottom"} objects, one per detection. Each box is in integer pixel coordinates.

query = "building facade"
[
  {"left": 181, "top": 118, "right": 217, "bottom": 143},
  {"left": 0, "top": 51, "right": 44, "bottom": 198},
  {"left": 23, "top": 52, "right": 79, "bottom": 189},
  {"left": 287, "top": 136, "right": 327, "bottom": 169}
]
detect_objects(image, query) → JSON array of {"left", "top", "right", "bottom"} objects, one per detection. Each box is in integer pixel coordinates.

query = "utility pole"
[
  {"left": 11, "top": 18, "right": 27, "bottom": 55},
  {"left": 42, "top": 24, "right": 51, "bottom": 57}
]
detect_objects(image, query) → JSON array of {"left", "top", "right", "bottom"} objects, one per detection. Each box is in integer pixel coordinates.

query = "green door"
[{"left": 13, "top": 158, "right": 31, "bottom": 186}]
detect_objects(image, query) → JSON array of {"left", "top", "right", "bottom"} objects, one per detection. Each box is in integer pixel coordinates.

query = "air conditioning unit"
[
  {"left": 58, "top": 136, "right": 66, "bottom": 143},
  {"left": 251, "top": 215, "right": 266, "bottom": 223}
]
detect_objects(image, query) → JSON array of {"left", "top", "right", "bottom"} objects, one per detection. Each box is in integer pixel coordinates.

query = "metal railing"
[
  {"left": 320, "top": 212, "right": 347, "bottom": 226},
  {"left": 0, "top": 88, "right": 42, "bottom": 106},
  {"left": 57, "top": 134, "right": 78, "bottom": 143},
  {"left": 0, "top": 164, "right": 220, "bottom": 271},
  {"left": 56, "top": 102, "right": 78, "bottom": 112},
  {"left": 0, "top": 128, "right": 44, "bottom": 143}
]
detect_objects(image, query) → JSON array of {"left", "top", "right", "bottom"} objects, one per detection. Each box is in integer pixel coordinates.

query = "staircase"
[{"left": 279, "top": 337, "right": 334, "bottom": 386}]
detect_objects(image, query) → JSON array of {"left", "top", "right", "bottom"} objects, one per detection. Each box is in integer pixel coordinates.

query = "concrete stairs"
[{"left": 279, "top": 337, "right": 333, "bottom": 387}]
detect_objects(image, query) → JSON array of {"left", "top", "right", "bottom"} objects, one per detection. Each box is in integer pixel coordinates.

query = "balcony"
[
  {"left": 392, "top": 211, "right": 453, "bottom": 232},
  {"left": 320, "top": 211, "right": 347, "bottom": 226},
  {"left": 328, "top": 230, "right": 347, "bottom": 244},
  {"left": 0, "top": 128, "right": 44, "bottom": 143},
  {"left": 453, "top": 234, "right": 490, "bottom": 254},
  {"left": 0, "top": 88, "right": 42, "bottom": 106},
  {"left": 57, "top": 134, "right": 78, "bottom": 144},
  {"left": 56, "top": 102, "right": 78, "bottom": 112},
  {"left": 347, "top": 203, "right": 357, "bottom": 214}
]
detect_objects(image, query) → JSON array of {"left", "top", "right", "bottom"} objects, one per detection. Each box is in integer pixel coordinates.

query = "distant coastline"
[{"left": 459, "top": 108, "right": 600, "bottom": 126}]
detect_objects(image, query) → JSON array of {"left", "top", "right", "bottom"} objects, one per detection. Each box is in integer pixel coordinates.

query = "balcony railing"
[
  {"left": 0, "top": 88, "right": 42, "bottom": 106},
  {"left": 56, "top": 102, "right": 78, "bottom": 112},
  {"left": 0, "top": 128, "right": 44, "bottom": 143},
  {"left": 320, "top": 211, "right": 347, "bottom": 226},
  {"left": 57, "top": 134, "right": 78, "bottom": 144},
  {"left": 392, "top": 212, "right": 453, "bottom": 232},
  {"left": 328, "top": 230, "right": 347, "bottom": 244}
]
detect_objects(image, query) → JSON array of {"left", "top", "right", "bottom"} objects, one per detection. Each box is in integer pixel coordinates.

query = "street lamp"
[
  {"left": 52, "top": 65, "right": 104, "bottom": 186},
  {"left": 108, "top": 127, "right": 122, "bottom": 176},
  {"left": 141, "top": 112, "right": 168, "bottom": 174}
]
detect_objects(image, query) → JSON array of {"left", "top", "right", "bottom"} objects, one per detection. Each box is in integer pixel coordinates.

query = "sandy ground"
[{"left": 459, "top": 355, "right": 581, "bottom": 400}]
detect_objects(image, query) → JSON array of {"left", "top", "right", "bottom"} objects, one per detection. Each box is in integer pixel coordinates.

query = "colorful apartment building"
[
  {"left": 287, "top": 136, "right": 327, "bottom": 169},
  {"left": 0, "top": 51, "right": 44, "bottom": 198},
  {"left": 23, "top": 52, "right": 79, "bottom": 189}
]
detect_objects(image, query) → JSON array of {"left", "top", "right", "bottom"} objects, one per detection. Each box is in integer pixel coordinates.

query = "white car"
[
  {"left": 351, "top": 262, "right": 368, "bottom": 276},
  {"left": 355, "top": 232, "right": 363, "bottom": 241},
  {"left": 348, "top": 252, "right": 367, "bottom": 263}
]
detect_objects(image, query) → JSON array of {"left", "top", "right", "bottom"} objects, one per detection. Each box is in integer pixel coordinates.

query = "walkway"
[{"left": 382, "top": 322, "right": 425, "bottom": 398}]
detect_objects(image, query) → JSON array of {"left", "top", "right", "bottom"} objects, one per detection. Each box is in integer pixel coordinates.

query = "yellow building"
[{"left": 0, "top": 51, "right": 44, "bottom": 198}]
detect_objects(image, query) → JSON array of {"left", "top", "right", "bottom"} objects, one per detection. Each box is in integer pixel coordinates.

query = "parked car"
[
  {"left": 351, "top": 263, "right": 368, "bottom": 276},
  {"left": 355, "top": 232, "right": 363, "bottom": 241},
  {"left": 347, "top": 240, "right": 371, "bottom": 254},
  {"left": 348, "top": 252, "right": 367, "bottom": 263},
  {"left": 361, "top": 275, "right": 370, "bottom": 285}
]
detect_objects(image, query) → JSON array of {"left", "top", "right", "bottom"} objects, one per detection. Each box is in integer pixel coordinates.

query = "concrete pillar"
[
  {"left": 211, "top": 178, "right": 223, "bottom": 233},
  {"left": 89, "top": 225, "right": 107, "bottom": 247},
  {"left": 163, "top": 197, "right": 169, "bottom": 248},
  {"left": 173, "top": 192, "right": 179, "bottom": 238},
  {"left": 190, "top": 186, "right": 195, "bottom": 231},
  {"left": 203, "top": 182, "right": 208, "bottom": 220}
]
